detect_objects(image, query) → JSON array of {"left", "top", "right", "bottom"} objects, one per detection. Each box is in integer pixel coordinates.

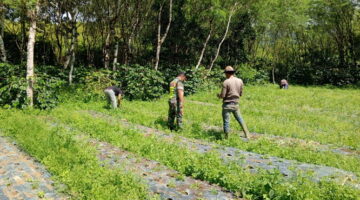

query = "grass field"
[{"left": 1, "top": 85, "right": 359, "bottom": 199}]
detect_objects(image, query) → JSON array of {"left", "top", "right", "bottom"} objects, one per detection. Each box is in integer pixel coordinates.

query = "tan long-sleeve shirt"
[{"left": 220, "top": 76, "right": 244, "bottom": 103}]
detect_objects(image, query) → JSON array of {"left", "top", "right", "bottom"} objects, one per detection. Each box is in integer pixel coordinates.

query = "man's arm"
[
  {"left": 218, "top": 82, "right": 227, "bottom": 99},
  {"left": 178, "top": 89, "right": 184, "bottom": 114},
  {"left": 239, "top": 81, "right": 243, "bottom": 97}
]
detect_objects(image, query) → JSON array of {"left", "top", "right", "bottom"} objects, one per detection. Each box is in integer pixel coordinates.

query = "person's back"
[
  {"left": 106, "top": 86, "right": 123, "bottom": 96},
  {"left": 104, "top": 86, "right": 123, "bottom": 109},
  {"left": 280, "top": 79, "right": 289, "bottom": 89},
  {"left": 222, "top": 77, "right": 244, "bottom": 103},
  {"left": 218, "top": 66, "right": 249, "bottom": 139}
]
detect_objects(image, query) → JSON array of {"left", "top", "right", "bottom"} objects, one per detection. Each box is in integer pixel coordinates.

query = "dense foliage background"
[{"left": 0, "top": 0, "right": 359, "bottom": 108}]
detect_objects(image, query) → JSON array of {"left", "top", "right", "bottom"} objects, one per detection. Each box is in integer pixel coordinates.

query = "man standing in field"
[
  {"left": 168, "top": 72, "right": 186, "bottom": 131},
  {"left": 104, "top": 86, "right": 123, "bottom": 109},
  {"left": 218, "top": 66, "right": 250, "bottom": 139}
]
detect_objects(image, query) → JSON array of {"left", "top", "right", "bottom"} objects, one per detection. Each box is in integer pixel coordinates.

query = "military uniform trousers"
[{"left": 168, "top": 99, "right": 182, "bottom": 130}]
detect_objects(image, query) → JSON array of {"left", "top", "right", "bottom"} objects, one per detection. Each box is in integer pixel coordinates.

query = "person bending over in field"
[
  {"left": 218, "top": 66, "right": 250, "bottom": 139},
  {"left": 280, "top": 79, "right": 289, "bottom": 89},
  {"left": 168, "top": 72, "right": 186, "bottom": 131},
  {"left": 104, "top": 86, "right": 123, "bottom": 109}
]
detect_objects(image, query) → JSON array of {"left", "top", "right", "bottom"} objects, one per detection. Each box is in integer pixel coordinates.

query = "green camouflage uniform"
[{"left": 168, "top": 78, "right": 184, "bottom": 130}]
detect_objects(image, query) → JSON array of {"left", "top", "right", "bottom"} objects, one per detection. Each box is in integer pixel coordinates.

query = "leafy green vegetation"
[
  {"left": 0, "top": 110, "right": 154, "bottom": 200},
  {"left": 0, "top": 84, "right": 359, "bottom": 199},
  {"left": 48, "top": 105, "right": 360, "bottom": 199},
  {"left": 76, "top": 85, "right": 360, "bottom": 177},
  {"left": 1, "top": 0, "right": 359, "bottom": 198}
]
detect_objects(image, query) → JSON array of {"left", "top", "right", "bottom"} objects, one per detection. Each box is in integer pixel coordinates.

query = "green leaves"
[{"left": 0, "top": 63, "right": 65, "bottom": 109}]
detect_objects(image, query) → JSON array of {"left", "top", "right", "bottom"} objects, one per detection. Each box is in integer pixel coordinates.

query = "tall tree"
[
  {"left": 91, "top": 0, "right": 122, "bottom": 69},
  {"left": 0, "top": 0, "right": 6, "bottom": 62},
  {"left": 208, "top": 2, "right": 239, "bottom": 72},
  {"left": 184, "top": 0, "right": 225, "bottom": 70},
  {"left": 154, "top": 0, "right": 172, "bottom": 71},
  {"left": 26, "top": 0, "right": 40, "bottom": 107}
]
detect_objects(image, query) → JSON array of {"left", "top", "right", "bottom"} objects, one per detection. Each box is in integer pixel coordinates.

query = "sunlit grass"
[{"left": 69, "top": 85, "right": 360, "bottom": 176}]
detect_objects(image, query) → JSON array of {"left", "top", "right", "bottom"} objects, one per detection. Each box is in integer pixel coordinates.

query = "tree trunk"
[
  {"left": 54, "top": 1, "right": 63, "bottom": 65},
  {"left": 0, "top": 34, "right": 6, "bottom": 62},
  {"left": 0, "top": 4, "right": 6, "bottom": 63},
  {"left": 19, "top": 4, "right": 28, "bottom": 63},
  {"left": 154, "top": 0, "right": 172, "bottom": 71},
  {"left": 208, "top": 9, "right": 235, "bottom": 72},
  {"left": 68, "top": 22, "right": 77, "bottom": 85},
  {"left": 272, "top": 66, "right": 276, "bottom": 84},
  {"left": 104, "top": 31, "right": 111, "bottom": 69},
  {"left": 113, "top": 41, "right": 119, "bottom": 70},
  {"left": 195, "top": 28, "right": 212, "bottom": 70},
  {"left": 26, "top": 3, "right": 39, "bottom": 108}
]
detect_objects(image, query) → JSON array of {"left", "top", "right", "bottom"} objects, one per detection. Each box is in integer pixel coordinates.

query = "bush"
[
  {"left": 161, "top": 65, "right": 215, "bottom": 96},
  {"left": 80, "top": 70, "right": 117, "bottom": 102},
  {"left": 0, "top": 63, "right": 65, "bottom": 109},
  {"left": 115, "top": 64, "right": 166, "bottom": 100},
  {"left": 34, "top": 75, "right": 65, "bottom": 110},
  {"left": 235, "top": 64, "right": 269, "bottom": 84}
]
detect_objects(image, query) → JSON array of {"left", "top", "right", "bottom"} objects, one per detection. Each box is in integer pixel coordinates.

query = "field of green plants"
[{"left": 1, "top": 85, "right": 359, "bottom": 199}]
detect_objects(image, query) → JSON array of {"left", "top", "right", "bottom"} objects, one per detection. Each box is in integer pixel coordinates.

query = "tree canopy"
[{"left": 0, "top": 0, "right": 359, "bottom": 86}]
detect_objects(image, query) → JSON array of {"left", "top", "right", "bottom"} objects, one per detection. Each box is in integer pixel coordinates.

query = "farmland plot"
[{"left": 1, "top": 85, "right": 359, "bottom": 199}]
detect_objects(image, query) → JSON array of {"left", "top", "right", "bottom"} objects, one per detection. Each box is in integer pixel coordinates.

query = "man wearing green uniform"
[
  {"left": 218, "top": 66, "right": 250, "bottom": 139},
  {"left": 168, "top": 72, "right": 186, "bottom": 131}
]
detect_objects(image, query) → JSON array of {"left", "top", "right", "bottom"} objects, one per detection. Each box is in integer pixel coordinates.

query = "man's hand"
[
  {"left": 179, "top": 106, "right": 184, "bottom": 115},
  {"left": 117, "top": 95, "right": 122, "bottom": 107},
  {"left": 217, "top": 93, "right": 222, "bottom": 99}
]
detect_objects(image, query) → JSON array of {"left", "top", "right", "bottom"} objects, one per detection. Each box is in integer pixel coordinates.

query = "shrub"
[
  {"left": 0, "top": 63, "right": 65, "bottom": 109},
  {"left": 115, "top": 64, "right": 165, "bottom": 100},
  {"left": 34, "top": 75, "right": 65, "bottom": 110},
  {"left": 161, "top": 65, "right": 213, "bottom": 96},
  {"left": 235, "top": 64, "right": 269, "bottom": 84},
  {"left": 80, "top": 70, "right": 117, "bottom": 102}
]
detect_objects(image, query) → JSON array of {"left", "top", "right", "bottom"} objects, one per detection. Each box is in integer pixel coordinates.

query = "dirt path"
[
  {"left": 88, "top": 139, "right": 239, "bottom": 200},
  {"left": 0, "top": 136, "right": 66, "bottom": 200},
  {"left": 86, "top": 110, "right": 360, "bottom": 190},
  {"left": 188, "top": 100, "right": 360, "bottom": 158}
]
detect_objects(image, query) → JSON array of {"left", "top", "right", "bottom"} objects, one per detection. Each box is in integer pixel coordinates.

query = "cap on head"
[{"left": 224, "top": 66, "right": 236, "bottom": 73}]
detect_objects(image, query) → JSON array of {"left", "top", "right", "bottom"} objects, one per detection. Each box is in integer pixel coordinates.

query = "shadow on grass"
[
  {"left": 154, "top": 117, "right": 226, "bottom": 140},
  {"left": 190, "top": 123, "right": 225, "bottom": 141},
  {"left": 205, "top": 129, "right": 224, "bottom": 141},
  {"left": 154, "top": 117, "right": 169, "bottom": 130}
]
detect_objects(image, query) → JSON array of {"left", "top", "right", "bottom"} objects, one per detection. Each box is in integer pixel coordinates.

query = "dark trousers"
[{"left": 168, "top": 99, "right": 182, "bottom": 130}]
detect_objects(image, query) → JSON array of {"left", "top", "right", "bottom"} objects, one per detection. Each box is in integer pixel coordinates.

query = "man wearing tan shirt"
[{"left": 218, "top": 66, "right": 250, "bottom": 139}]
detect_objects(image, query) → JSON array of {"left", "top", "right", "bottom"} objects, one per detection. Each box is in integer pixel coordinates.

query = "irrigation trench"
[
  {"left": 0, "top": 136, "right": 66, "bottom": 200},
  {"left": 86, "top": 110, "right": 360, "bottom": 190},
  {"left": 187, "top": 100, "right": 360, "bottom": 159}
]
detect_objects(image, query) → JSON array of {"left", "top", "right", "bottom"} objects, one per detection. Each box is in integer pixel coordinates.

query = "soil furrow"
[
  {"left": 187, "top": 100, "right": 360, "bottom": 158},
  {"left": 204, "top": 125, "right": 360, "bottom": 159},
  {"left": 87, "top": 110, "right": 360, "bottom": 190},
  {"left": 45, "top": 121, "right": 239, "bottom": 200},
  {"left": 0, "top": 136, "right": 67, "bottom": 200},
  {"left": 88, "top": 139, "right": 239, "bottom": 200}
]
